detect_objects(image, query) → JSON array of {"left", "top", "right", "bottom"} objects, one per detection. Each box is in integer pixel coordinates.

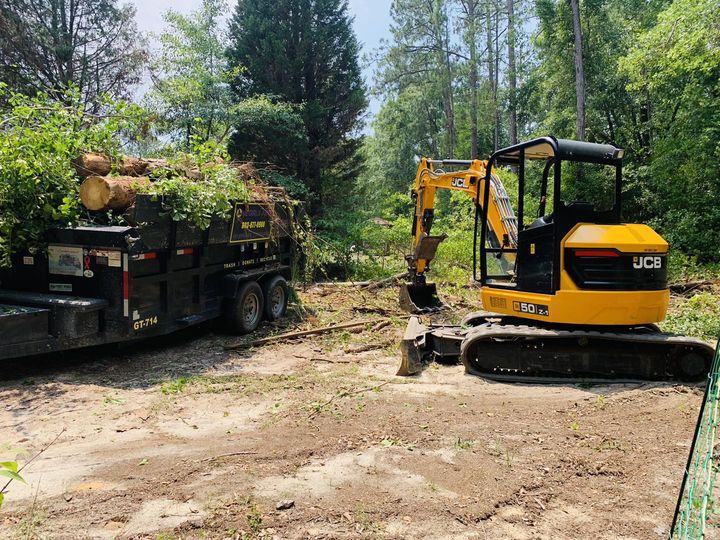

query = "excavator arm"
[{"left": 400, "top": 158, "right": 518, "bottom": 312}]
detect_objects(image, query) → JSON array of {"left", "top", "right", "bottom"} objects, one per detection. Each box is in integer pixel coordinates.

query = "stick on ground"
[{"left": 224, "top": 319, "right": 383, "bottom": 350}]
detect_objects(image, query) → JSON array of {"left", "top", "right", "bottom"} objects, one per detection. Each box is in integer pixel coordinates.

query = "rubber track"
[{"left": 459, "top": 323, "right": 715, "bottom": 384}]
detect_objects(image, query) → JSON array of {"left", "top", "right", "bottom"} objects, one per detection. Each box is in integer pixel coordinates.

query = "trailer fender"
[{"left": 221, "top": 273, "right": 246, "bottom": 299}]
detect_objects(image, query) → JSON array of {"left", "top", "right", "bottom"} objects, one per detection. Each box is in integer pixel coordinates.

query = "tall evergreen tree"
[
  {"left": 226, "top": 0, "right": 367, "bottom": 215},
  {"left": 0, "top": 0, "right": 146, "bottom": 110}
]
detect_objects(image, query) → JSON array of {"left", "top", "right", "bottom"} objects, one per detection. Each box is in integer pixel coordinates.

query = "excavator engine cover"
[{"left": 399, "top": 283, "right": 443, "bottom": 313}]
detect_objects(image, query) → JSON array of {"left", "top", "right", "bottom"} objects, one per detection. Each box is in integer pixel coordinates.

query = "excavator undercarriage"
[{"left": 399, "top": 313, "right": 714, "bottom": 383}]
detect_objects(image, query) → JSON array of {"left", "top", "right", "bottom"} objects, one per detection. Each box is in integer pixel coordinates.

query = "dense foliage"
[
  {"left": 148, "top": 0, "right": 236, "bottom": 147},
  {"left": 358, "top": 0, "right": 720, "bottom": 268},
  {"left": 0, "top": 0, "right": 146, "bottom": 110},
  {"left": 0, "top": 88, "right": 142, "bottom": 267},
  {"left": 227, "top": 0, "right": 367, "bottom": 216}
]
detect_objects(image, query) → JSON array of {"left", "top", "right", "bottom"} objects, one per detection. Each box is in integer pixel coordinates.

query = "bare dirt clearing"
[{"left": 0, "top": 284, "right": 704, "bottom": 539}]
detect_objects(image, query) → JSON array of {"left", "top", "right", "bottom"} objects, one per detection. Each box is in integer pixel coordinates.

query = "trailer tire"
[
  {"left": 262, "top": 275, "right": 288, "bottom": 321},
  {"left": 226, "top": 281, "right": 264, "bottom": 334}
]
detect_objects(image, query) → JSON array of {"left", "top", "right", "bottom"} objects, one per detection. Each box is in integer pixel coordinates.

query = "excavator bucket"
[{"left": 399, "top": 282, "right": 444, "bottom": 313}]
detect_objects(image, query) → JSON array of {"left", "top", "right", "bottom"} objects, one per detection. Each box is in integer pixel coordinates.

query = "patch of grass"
[
  {"left": 353, "top": 506, "right": 382, "bottom": 534},
  {"left": 594, "top": 438, "right": 627, "bottom": 452},
  {"left": 454, "top": 437, "right": 474, "bottom": 450},
  {"left": 160, "top": 376, "right": 195, "bottom": 395},
  {"left": 103, "top": 394, "right": 125, "bottom": 405},
  {"left": 488, "top": 438, "right": 516, "bottom": 468},
  {"left": 10, "top": 497, "right": 47, "bottom": 540},
  {"left": 595, "top": 394, "right": 606, "bottom": 410},
  {"left": 662, "top": 292, "right": 720, "bottom": 339},
  {"left": 380, "top": 438, "right": 415, "bottom": 450},
  {"left": 246, "top": 501, "right": 262, "bottom": 533}
]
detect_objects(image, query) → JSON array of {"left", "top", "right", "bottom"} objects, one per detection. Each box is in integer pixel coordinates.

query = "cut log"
[
  {"left": 118, "top": 156, "right": 149, "bottom": 176},
  {"left": 79, "top": 175, "right": 150, "bottom": 212},
  {"left": 73, "top": 152, "right": 112, "bottom": 178}
]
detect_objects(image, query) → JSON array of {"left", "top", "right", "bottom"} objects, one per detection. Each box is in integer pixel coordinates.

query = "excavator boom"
[{"left": 400, "top": 158, "right": 517, "bottom": 312}]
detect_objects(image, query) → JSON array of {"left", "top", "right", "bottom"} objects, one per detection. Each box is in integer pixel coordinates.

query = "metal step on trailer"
[
  {"left": 0, "top": 290, "right": 107, "bottom": 339},
  {"left": 0, "top": 304, "right": 49, "bottom": 344}
]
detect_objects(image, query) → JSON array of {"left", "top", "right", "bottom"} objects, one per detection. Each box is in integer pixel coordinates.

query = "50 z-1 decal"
[{"left": 513, "top": 301, "right": 549, "bottom": 317}]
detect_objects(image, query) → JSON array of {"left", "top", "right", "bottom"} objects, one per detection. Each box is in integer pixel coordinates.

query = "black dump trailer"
[{"left": 0, "top": 194, "right": 296, "bottom": 361}]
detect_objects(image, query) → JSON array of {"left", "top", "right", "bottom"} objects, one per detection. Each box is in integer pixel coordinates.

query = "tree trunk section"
[
  {"left": 73, "top": 152, "right": 112, "bottom": 178},
  {"left": 568, "top": 0, "right": 586, "bottom": 141},
  {"left": 79, "top": 176, "right": 150, "bottom": 211}
]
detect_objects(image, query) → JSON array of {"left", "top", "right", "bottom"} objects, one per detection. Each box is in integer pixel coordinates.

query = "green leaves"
[
  {"left": 0, "top": 88, "right": 145, "bottom": 267},
  {"left": 0, "top": 459, "right": 25, "bottom": 508}
]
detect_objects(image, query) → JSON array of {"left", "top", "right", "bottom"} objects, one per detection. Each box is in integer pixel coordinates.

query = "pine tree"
[
  {"left": 227, "top": 0, "right": 367, "bottom": 215},
  {"left": 0, "top": 0, "right": 146, "bottom": 111}
]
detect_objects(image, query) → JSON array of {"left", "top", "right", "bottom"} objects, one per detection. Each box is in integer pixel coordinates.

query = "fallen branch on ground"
[
  {"left": 359, "top": 272, "right": 409, "bottom": 291},
  {"left": 224, "top": 319, "right": 383, "bottom": 350},
  {"left": 344, "top": 339, "right": 395, "bottom": 354},
  {"left": 308, "top": 381, "right": 391, "bottom": 419},
  {"left": 669, "top": 280, "right": 718, "bottom": 294},
  {"left": 201, "top": 451, "right": 258, "bottom": 462}
]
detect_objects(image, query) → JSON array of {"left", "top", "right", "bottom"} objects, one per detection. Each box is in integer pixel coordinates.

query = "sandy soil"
[{"left": 0, "top": 285, "right": 704, "bottom": 539}]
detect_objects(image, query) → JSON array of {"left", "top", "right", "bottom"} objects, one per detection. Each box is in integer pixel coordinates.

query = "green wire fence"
[{"left": 671, "top": 342, "right": 720, "bottom": 539}]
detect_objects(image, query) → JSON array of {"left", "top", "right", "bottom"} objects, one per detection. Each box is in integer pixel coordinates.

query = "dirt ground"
[{"left": 0, "top": 284, "right": 707, "bottom": 539}]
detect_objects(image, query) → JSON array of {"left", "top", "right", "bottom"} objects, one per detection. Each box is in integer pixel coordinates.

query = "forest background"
[{"left": 0, "top": 0, "right": 718, "bottom": 285}]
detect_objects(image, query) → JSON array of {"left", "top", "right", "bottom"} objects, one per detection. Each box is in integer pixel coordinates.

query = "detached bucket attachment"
[{"left": 399, "top": 283, "right": 444, "bottom": 314}]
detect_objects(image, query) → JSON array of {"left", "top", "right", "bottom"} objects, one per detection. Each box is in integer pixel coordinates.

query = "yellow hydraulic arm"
[{"left": 407, "top": 158, "right": 518, "bottom": 280}]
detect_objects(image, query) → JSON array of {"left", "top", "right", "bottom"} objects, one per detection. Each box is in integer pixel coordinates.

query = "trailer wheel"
[
  {"left": 263, "top": 275, "right": 288, "bottom": 321},
  {"left": 227, "top": 281, "right": 264, "bottom": 334}
]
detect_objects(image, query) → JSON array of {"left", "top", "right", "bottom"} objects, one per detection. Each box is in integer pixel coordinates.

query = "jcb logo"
[
  {"left": 451, "top": 177, "right": 467, "bottom": 188},
  {"left": 633, "top": 256, "right": 662, "bottom": 269}
]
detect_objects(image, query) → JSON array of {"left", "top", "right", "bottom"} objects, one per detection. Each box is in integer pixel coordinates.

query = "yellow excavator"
[{"left": 398, "top": 136, "right": 713, "bottom": 382}]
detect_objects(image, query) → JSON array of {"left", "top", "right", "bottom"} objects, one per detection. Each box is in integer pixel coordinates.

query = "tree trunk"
[
  {"left": 506, "top": 0, "right": 517, "bottom": 145},
  {"left": 73, "top": 152, "right": 112, "bottom": 178},
  {"left": 79, "top": 175, "right": 150, "bottom": 211},
  {"left": 436, "top": 2, "right": 456, "bottom": 158},
  {"left": 486, "top": 0, "right": 498, "bottom": 151},
  {"left": 464, "top": 0, "right": 480, "bottom": 159},
  {"left": 568, "top": 0, "right": 586, "bottom": 141}
]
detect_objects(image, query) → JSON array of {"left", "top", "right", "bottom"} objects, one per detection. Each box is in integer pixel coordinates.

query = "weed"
[
  {"left": 246, "top": 502, "right": 262, "bottom": 533},
  {"left": 454, "top": 437, "right": 474, "bottom": 450},
  {"left": 380, "top": 438, "right": 415, "bottom": 450},
  {"left": 160, "top": 376, "right": 195, "bottom": 395},
  {"left": 594, "top": 438, "right": 627, "bottom": 452},
  {"left": 103, "top": 394, "right": 125, "bottom": 405},
  {"left": 570, "top": 421, "right": 580, "bottom": 431},
  {"left": 354, "top": 506, "right": 381, "bottom": 534},
  {"left": 11, "top": 487, "right": 46, "bottom": 540},
  {"left": 595, "top": 395, "right": 606, "bottom": 409},
  {"left": 489, "top": 438, "right": 516, "bottom": 468},
  {"left": 662, "top": 292, "right": 720, "bottom": 339}
]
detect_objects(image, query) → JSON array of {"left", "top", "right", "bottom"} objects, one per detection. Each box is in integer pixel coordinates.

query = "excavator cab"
[{"left": 477, "top": 136, "right": 624, "bottom": 297}]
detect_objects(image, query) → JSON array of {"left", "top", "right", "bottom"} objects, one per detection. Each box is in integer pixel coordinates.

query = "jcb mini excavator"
[{"left": 398, "top": 136, "right": 714, "bottom": 382}]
